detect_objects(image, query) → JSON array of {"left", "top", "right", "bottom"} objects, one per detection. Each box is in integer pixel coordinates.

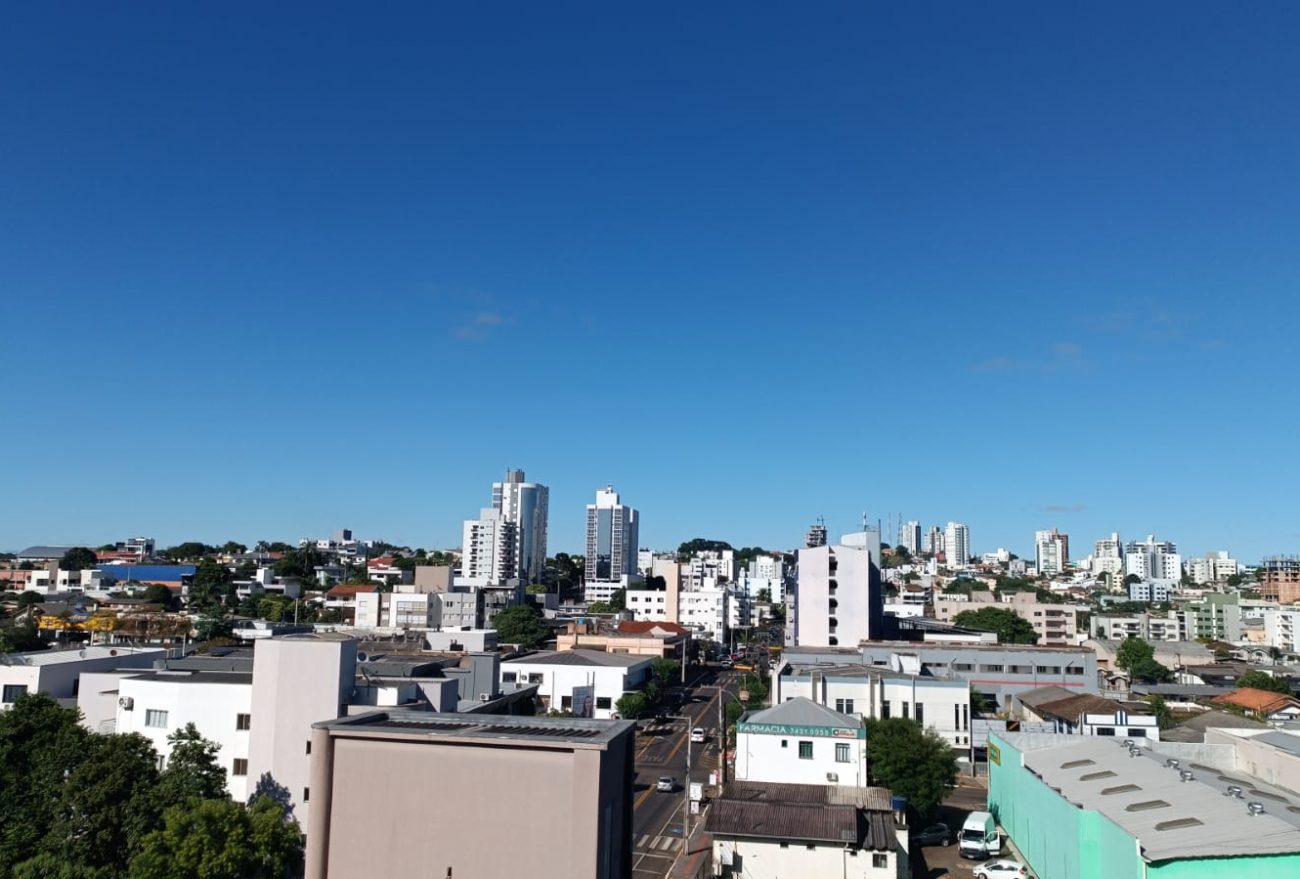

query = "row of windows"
[
  {"left": 781, "top": 739, "right": 854, "bottom": 763},
  {"left": 501, "top": 672, "right": 546, "bottom": 684},
  {"left": 776, "top": 844, "right": 886, "bottom": 867},
  {"left": 950, "top": 663, "right": 1083, "bottom": 675}
]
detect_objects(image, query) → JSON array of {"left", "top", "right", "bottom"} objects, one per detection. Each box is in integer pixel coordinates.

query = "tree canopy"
[
  {"left": 159, "top": 543, "right": 215, "bottom": 562},
  {"left": 59, "top": 547, "right": 99, "bottom": 571},
  {"left": 864, "top": 717, "right": 957, "bottom": 819},
  {"left": 1238, "top": 670, "right": 1295, "bottom": 695},
  {"left": 952, "top": 606, "right": 1039, "bottom": 644},
  {"left": 677, "top": 538, "right": 733, "bottom": 558},
  {"left": 1115, "top": 636, "right": 1174, "bottom": 683},
  {"left": 493, "top": 605, "right": 549, "bottom": 648}
]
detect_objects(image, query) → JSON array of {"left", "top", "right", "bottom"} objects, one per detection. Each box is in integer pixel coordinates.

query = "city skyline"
[{"left": 5, "top": 6, "right": 1300, "bottom": 561}]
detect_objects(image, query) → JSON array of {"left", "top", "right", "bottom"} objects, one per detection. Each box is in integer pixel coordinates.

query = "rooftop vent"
[
  {"left": 1225, "top": 785, "right": 1244, "bottom": 798},
  {"left": 1248, "top": 802, "right": 1266, "bottom": 817},
  {"left": 1155, "top": 817, "right": 1204, "bottom": 832},
  {"left": 1165, "top": 759, "right": 1180, "bottom": 770},
  {"left": 1123, "top": 739, "right": 1135, "bottom": 748},
  {"left": 1102, "top": 784, "right": 1143, "bottom": 796},
  {"left": 1179, "top": 770, "right": 1194, "bottom": 783},
  {"left": 1125, "top": 800, "right": 1172, "bottom": 812}
]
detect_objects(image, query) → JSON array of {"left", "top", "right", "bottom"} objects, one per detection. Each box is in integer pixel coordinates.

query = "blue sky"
[{"left": 3, "top": 3, "right": 1299, "bottom": 562}]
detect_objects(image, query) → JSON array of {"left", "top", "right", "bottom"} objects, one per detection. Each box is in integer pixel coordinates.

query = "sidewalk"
[{"left": 668, "top": 806, "right": 712, "bottom": 879}]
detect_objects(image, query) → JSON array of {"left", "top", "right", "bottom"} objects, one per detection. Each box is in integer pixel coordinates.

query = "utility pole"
[
  {"left": 683, "top": 716, "right": 692, "bottom": 841},
  {"left": 717, "top": 683, "right": 725, "bottom": 785}
]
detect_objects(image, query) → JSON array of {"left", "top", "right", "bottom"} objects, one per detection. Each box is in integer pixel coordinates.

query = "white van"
[{"left": 959, "top": 811, "right": 999, "bottom": 860}]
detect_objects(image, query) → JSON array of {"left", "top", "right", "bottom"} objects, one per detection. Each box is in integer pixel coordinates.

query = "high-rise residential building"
[
  {"left": 805, "top": 518, "right": 828, "bottom": 548},
  {"left": 584, "top": 486, "right": 639, "bottom": 604},
  {"left": 1184, "top": 551, "right": 1239, "bottom": 585},
  {"left": 1034, "top": 529, "right": 1069, "bottom": 576},
  {"left": 491, "top": 469, "right": 549, "bottom": 584},
  {"left": 1092, "top": 532, "right": 1124, "bottom": 577},
  {"left": 944, "top": 522, "right": 970, "bottom": 568},
  {"left": 926, "top": 526, "right": 944, "bottom": 556},
  {"left": 899, "top": 520, "right": 922, "bottom": 556},
  {"left": 460, "top": 508, "right": 518, "bottom": 585},
  {"left": 1259, "top": 556, "right": 1300, "bottom": 605},
  {"left": 1124, "top": 535, "right": 1181, "bottom": 585},
  {"left": 793, "top": 533, "right": 884, "bottom": 648}
]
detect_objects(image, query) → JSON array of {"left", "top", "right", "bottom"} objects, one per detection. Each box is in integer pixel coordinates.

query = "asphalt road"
[{"left": 630, "top": 668, "right": 739, "bottom": 879}]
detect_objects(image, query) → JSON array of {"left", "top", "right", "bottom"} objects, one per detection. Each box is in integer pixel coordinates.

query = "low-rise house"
[
  {"left": 553, "top": 620, "right": 687, "bottom": 659},
  {"left": 0, "top": 645, "right": 164, "bottom": 709},
  {"left": 499, "top": 649, "right": 653, "bottom": 719},
  {"left": 1211, "top": 687, "right": 1300, "bottom": 723},
  {"left": 709, "top": 781, "right": 907, "bottom": 879},
  {"left": 1013, "top": 685, "right": 1159, "bottom": 740},
  {"left": 734, "top": 698, "right": 867, "bottom": 787}
]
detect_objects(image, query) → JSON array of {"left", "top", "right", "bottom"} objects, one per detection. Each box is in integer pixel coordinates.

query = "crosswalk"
[{"left": 636, "top": 834, "right": 682, "bottom": 853}]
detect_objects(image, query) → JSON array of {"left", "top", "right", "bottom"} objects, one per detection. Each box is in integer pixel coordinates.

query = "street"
[{"left": 630, "top": 667, "right": 739, "bottom": 879}]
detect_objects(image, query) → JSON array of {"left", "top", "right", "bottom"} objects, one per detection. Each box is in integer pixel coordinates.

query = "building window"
[
  {"left": 596, "top": 697, "right": 611, "bottom": 710},
  {"left": 979, "top": 665, "right": 1003, "bottom": 673},
  {"left": 561, "top": 696, "right": 573, "bottom": 710},
  {"left": 873, "top": 853, "right": 888, "bottom": 868},
  {"left": 1096, "top": 728, "right": 1116, "bottom": 736},
  {"left": 901, "top": 702, "right": 909, "bottom": 720},
  {"left": 2, "top": 684, "right": 28, "bottom": 703},
  {"left": 915, "top": 702, "right": 924, "bottom": 725},
  {"left": 305, "top": 740, "right": 312, "bottom": 755},
  {"left": 502, "top": 672, "right": 517, "bottom": 683},
  {"left": 835, "top": 698, "right": 855, "bottom": 714},
  {"left": 798, "top": 741, "right": 813, "bottom": 760},
  {"left": 953, "top": 663, "right": 974, "bottom": 672},
  {"left": 145, "top": 709, "right": 169, "bottom": 728},
  {"left": 835, "top": 743, "right": 851, "bottom": 763},
  {"left": 1036, "top": 666, "right": 1061, "bottom": 675},
  {"left": 781, "top": 739, "right": 788, "bottom": 748},
  {"left": 1066, "top": 667, "right": 1085, "bottom": 676},
  {"left": 302, "top": 788, "right": 310, "bottom": 803},
  {"left": 1128, "top": 729, "right": 1148, "bottom": 738},
  {"left": 528, "top": 673, "right": 544, "bottom": 684},
  {"left": 232, "top": 758, "right": 248, "bottom": 776},
  {"left": 236, "top": 713, "right": 251, "bottom": 731}
]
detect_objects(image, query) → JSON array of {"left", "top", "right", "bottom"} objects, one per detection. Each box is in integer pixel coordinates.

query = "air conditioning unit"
[
  {"left": 118, "top": 697, "right": 134, "bottom": 710},
  {"left": 478, "top": 693, "right": 491, "bottom": 702},
  {"left": 826, "top": 772, "right": 838, "bottom": 783}
]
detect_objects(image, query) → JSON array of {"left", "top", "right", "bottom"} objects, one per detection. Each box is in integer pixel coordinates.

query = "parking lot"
[{"left": 912, "top": 777, "right": 1008, "bottom": 879}]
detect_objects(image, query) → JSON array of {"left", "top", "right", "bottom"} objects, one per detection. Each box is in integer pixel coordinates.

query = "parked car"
[
  {"left": 973, "top": 860, "right": 1029, "bottom": 879},
  {"left": 690, "top": 727, "right": 707, "bottom": 743},
  {"left": 656, "top": 776, "right": 675, "bottom": 793},
  {"left": 719, "top": 659, "right": 733, "bottom": 669},
  {"left": 914, "top": 823, "right": 951, "bottom": 846}
]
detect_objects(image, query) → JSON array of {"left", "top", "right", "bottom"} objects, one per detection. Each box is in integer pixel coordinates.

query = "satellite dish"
[{"left": 357, "top": 651, "right": 369, "bottom": 662}]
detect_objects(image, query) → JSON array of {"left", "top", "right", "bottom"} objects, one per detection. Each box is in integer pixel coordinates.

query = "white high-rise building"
[
  {"left": 491, "top": 469, "right": 549, "bottom": 584},
  {"left": 584, "top": 486, "right": 639, "bottom": 603},
  {"left": 899, "top": 521, "right": 922, "bottom": 556},
  {"left": 1092, "top": 532, "right": 1125, "bottom": 577},
  {"left": 926, "top": 526, "right": 944, "bottom": 556},
  {"left": 944, "top": 522, "right": 970, "bottom": 568},
  {"left": 793, "top": 536, "right": 882, "bottom": 648},
  {"left": 460, "top": 508, "right": 518, "bottom": 585},
  {"left": 1184, "top": 551, "right": 1239, "bottom": 585},
  {"left": 1034, "top": 529, "right": 1069, "bottom": 576},
  {"left": 1125, "top": 535, "right": 1181, "bottom": 585}
]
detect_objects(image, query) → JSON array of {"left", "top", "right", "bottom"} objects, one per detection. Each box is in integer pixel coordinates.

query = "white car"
[
  {"left": 690, "top": 727, "right": 706, "bottom": 743},
  {"left": 656, "top": 776, "right": 675, "bottom": 792},
  {"left": 973, "top": 860, "right": 1029, "bottom": 879}
]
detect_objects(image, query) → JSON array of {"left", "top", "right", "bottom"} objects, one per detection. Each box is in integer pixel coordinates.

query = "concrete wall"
[
  {"left": 776, "top": 672, "right": 971, "bottom": 747},
  {"left": 248, "top": 636, "right": 356, "bottom": 827},
  {"left": 734, "top": 728, "right": 866, "bottom": 787},
  {"left": 309, "top": 730, "right": 631, "bottom": 879},
  {"left": 499, "top": 657, "right": 648, "bottom": 719},
  {"left": 714, "top": 837, "right": 899, "bottom": 879}
]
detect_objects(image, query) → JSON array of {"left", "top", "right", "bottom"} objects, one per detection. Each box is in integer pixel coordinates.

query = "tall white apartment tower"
[
  {"left": 793, "top": 539, "right": 883, "bottom": 648},
  {"left": 1125, "top": 535, "right": 1181, "bottom": 585},
  {"left": 491, "top": 469, "right": 549, "bottom": 584},
  {"left": 1093, "top": 533, "right": 1124, "bottom": 577},
  {"left": 944, "top": 522, "right": 970, "bottom": 568},
  {"left": 584, "top": 486, "right": 639, "bottom": 603},
  {"left": 1035, "top": 529, "right": 1069, "bottom": 576},
  {"left": 899, "top": 521, "right": 922, "bottom": 556},
  {"left": 461, "top": 508, "right": 518, "bottom": 584}
]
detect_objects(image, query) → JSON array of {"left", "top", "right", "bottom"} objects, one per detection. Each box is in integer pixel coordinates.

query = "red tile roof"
[
  {"left": 326, "top": 583, "right": 379, "bottom": 599},
  {"left": 616, "top": 621, "right": 689, "bottom": 637},
  {"left": 368, "top": 556, "right": 397, "bottom": 567},
  {"left": 1211, "top": 687, "right": 1300, "bottom": 716}
]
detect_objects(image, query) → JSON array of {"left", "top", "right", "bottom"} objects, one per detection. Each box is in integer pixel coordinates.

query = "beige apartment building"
[
  {"left": 934, "top": 591, "right": 1079, "bottom": 646},
  {"left": 306, "top": 711, "right": 635, "bottom": 879},
  {"left": 553, "top": 620, "right": 688, "bottom": 658}
]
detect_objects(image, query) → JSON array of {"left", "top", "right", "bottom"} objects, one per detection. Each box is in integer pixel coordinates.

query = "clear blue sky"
[{"left": 4, "top": 3, "right": 1299, "bottom": 562}]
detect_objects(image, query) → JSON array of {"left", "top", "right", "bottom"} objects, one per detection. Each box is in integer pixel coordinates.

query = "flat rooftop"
[
  {"left": 315, "top": 709, "right": 634, "bottom": 749},
  {"left": 1, "top": 646, "right": 164, "bottom": 667},
  {"left": 123, "top": 670, "right": 253, "bottom": 686},
  {"left": 1002, "top": 732, "right": 1300, "bottom": 861}
]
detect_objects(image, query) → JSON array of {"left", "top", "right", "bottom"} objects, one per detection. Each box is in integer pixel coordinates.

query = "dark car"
[{"left": 914, "top": 823, "right": 951, "bottom": 847}]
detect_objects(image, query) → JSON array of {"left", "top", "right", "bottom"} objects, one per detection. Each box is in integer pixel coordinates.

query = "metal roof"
[
  {"left": 501, "top": 649, "right": 651, "bottom": 668},
  {"left": 314, "top": 708, "right": 633, "bottom": 748},
  {"left": 708, "top": 781, "right": 896, "bottom": 850},
  {"left": 1002, "top": 733, "right": 1300, "bottom": 861},
  {"left": 0, "top": 646, "right": 163, "bottom": 666},
  {"left": 743, "top": 697, "right": 860, "bottom": 730},
  {"left": 15, "top": 545, "right": 73, "bottom": 559}
]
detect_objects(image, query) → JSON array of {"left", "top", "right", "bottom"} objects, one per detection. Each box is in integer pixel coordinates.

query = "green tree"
[
  {"left": 952, "top": 606, "right": 1039, "bottom": 644},
  {"left": 219, "top": 541, "right": 247, "bottom": 555},
  {"left": 651, "top": 658, "right": 681, "bottom": 683},
  {"left": 127, "top": 797, "right": 302, "bottom": 879},
  {"left": 59, "top": 547, "right": 98, "bottom": 571},
  {"left": 161, "top": 543, "right": 215, "bottom": 562},
  {"left": 1146, "top": 695, "right": 1174, "bottom": 730},
  {"left": 0, "top": 617, "right": 46, "bottom": 652},
  {"left": 969, "top": 687, "right": 992, "bottom": 716},
  {"left": 615, "top": 692, "right": 650, "bottom": 720},
  {"left": 1115, "top": 636, "right": 1155, "bottom": 671},
  {"left": 157, "top": 724, "right": 228, "bottom": 808},
  {"left": 609, "top": 588, "right": 626, "bottom": 612},
  {"left": 13, "top": 854, "right": 115, "bottom": 879},
  {"left": 141, "top": 583, "right": 174, "bottom": 607},
  {"left": 864, "top": 717, "right": 957, "bottom": 819},
  {"left": 1238, "top": 670, "right": 1295, "bottom": 695},
  {"left": 273, "top": 547, "right": 323, "bottom": 581},
  {"left": 493, "top": 605, "right": 549, "bottom": 648}
]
